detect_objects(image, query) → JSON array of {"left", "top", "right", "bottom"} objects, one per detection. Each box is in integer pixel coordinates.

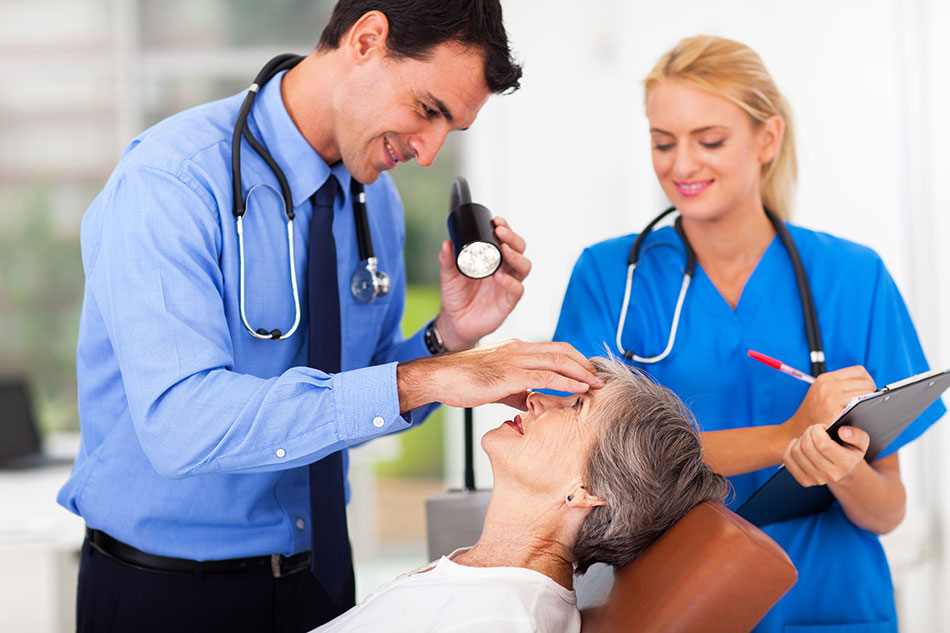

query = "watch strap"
[{"left": 424, "top": 320, "right": 447, "bottom": 355}]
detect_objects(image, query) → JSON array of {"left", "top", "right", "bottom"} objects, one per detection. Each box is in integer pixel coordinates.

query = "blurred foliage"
[
  {"left": 374, "top": 139, "right": 466, "bottom": 479},
  {"left": 0, "top": 185, "right": 84, "bottom": 434},
  {"left": 376, "top": 284, "right": 445, "bottom": 478},
  {"left": 390, "top": 136, "right": 461, "bottom": 286}
]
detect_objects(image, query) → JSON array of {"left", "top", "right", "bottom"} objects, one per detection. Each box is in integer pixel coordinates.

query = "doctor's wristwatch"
[{"left": 424, "top": 320, "right": 448, "bottom": 355}]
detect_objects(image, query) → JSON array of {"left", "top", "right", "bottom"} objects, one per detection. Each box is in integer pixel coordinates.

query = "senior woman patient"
[{"left": 312, "top": 357, "right": 728, "bottom": 632}]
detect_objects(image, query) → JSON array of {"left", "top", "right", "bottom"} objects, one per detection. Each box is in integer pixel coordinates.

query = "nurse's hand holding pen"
[
  {"left": 780, "top": 366, "right": 906, "bottom": 534},
  {"left": 780, "top": 366, "right": 875, "bottom": 484},
  {"left": 781, "top": 366, "right": 876, "bottom": 439}
]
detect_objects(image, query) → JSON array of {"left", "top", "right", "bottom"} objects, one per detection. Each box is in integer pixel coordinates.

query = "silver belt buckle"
[{"left": 270, "top": 554, "right": 284, "bottom": 578}]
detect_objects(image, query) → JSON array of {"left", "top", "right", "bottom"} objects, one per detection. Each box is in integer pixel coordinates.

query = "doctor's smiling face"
[
  {"left": 329, "top": 12, "right": 491, "bottom": 184},
  {"left": 645, "top": 80, "right": 783, "bottom": 223}
]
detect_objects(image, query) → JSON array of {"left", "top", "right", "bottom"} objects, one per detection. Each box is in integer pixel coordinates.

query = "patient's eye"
[{"left": 571, "top": 397, "right": 582, "bottom": 410}]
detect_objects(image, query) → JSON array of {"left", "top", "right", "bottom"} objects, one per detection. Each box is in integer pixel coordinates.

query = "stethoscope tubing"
[
  {"left": 236, "top": 187, "right": 303, "bottom": 341},
  {"left": 232, "top": 54, "right": 389, "bottom": 340},
  {"left": 616, "top": 263, "right": 691, "bottom": 364},
  {"left": 617, "top": 207, "right": 825, "bottom": 376}
]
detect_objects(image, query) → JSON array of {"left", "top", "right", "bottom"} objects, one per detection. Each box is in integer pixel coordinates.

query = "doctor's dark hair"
[
  {"left": 644, "top": 35, "right": 797, "bottom": 221},
  {"left": 317, "top": 0, "right": 522, "bottom": 94},
  {"left": 572, "top": 358, "right": 730, "bottom": 574}
]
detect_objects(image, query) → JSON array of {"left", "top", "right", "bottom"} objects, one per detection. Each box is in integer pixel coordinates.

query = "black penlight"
[{"left": 447, "top": 177, "right": 502, "bottom": 279}]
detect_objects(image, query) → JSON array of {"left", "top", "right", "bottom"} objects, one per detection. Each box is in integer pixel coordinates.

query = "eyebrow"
[
  {"left": 650, "top": 125, "right": 729, "bottom": 136},
  {"left": 425, "top": 92, "right": 471, "bottom": 130}
]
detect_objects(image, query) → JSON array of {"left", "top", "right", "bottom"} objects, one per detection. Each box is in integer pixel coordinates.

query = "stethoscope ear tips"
[
  {"left": 447, "top": 176, "right": 503, "bottom": 280},
  {"left": 256, "top": 328, "right": 282, "bottom": 339}
]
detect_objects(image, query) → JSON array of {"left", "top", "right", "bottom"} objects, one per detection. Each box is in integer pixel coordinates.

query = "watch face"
[{"left": 425, "top": 323, "right": 445, "bottom": 354}]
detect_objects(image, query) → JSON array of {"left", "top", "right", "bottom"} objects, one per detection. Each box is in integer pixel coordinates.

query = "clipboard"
[{"left": 736, "top": 367, "right": 950, "bottom": 528}]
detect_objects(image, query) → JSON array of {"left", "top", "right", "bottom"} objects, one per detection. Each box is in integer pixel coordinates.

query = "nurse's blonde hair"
[{"left": 644, "top": 35, "right": 797, "bottom": 221}]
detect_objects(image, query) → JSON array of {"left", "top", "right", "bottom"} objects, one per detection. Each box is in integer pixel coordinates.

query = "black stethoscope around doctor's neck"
[
  {"left": 232, "top": 54, "right": 390, "bottom": 341},
  {"left": 617, "top": 206, "right": 826, "bottom": 377}
]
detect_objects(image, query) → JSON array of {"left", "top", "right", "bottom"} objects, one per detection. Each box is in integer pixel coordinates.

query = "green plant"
[{"left": 0, "top": 185, "right": 85, "bottom": 433}]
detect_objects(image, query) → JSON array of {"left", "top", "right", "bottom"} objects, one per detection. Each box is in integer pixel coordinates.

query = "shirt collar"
[{"left": 250, "top": 69, "right": 352, "bottom": 206}]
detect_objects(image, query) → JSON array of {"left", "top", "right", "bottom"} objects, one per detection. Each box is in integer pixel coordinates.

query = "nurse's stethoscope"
[
  {"left": 232, "top": 54, "right": 390, "bottom": 341},
  {"left": 617, "top": 207, "right": 826, "bottom": 376}
]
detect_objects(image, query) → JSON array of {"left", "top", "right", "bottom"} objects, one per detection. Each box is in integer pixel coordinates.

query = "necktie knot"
[{"left": 313, "top": 175, "right": 339, "bottom": 212}]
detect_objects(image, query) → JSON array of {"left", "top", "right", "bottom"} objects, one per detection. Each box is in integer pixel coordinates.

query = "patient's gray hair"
[{"left": 573, "top": 357, "right": 729, "bottom": 574}]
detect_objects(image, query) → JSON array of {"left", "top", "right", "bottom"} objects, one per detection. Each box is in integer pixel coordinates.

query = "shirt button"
[
  {"left": 295, "top": 518, "right": 306, "bottom": 530},
  {"left": 372, "top": 416, "right": 385, "bottom": 428},
  {"left": 276, "top": 448, "right": 286, "bottom": 458}
]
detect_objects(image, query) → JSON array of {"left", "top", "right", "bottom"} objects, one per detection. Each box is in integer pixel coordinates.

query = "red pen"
[{"left": 747, "top": 350, "right": 816, "bottom": 385}]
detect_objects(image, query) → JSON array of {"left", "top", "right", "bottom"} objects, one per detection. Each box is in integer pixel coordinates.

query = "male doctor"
[{"left": 58, "top": 1, "right": 602, "bottom": 632}]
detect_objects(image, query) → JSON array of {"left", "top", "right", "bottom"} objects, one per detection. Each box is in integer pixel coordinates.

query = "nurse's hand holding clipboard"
[{"left": 778, "top": 366, "right": 906, "bottom": 533}]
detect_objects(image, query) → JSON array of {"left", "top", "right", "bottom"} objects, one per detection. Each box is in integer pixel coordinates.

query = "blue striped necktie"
[{"left": 307, "top": 174, "right": 354, "bottom": 612}]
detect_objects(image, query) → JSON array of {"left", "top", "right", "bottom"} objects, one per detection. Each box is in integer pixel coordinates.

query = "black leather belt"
[{"left": 85, "top": 527, "right": 312, "bottom": 578}]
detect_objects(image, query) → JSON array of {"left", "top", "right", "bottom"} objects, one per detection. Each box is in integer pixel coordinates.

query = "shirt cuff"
[{"left": 334, "top": 362, "right": 411, "bottom": 446}]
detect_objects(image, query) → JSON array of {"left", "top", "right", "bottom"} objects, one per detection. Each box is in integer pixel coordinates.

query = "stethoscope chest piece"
[
  {"left": 348, "top": 180, "right": 390, "bottom": 303},
  {"left": 351, "top": 258, "right": 391, "bottom": 303}
]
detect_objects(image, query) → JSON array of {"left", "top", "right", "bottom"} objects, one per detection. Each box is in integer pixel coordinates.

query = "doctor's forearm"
[
  {"left": 701, "top": 426, "right": 790, "bottom": 477},
  {"left": 828, "top": 453, "right": 906, "bottom": 534}
]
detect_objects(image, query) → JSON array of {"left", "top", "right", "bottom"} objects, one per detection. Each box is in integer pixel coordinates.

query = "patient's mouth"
[{"left": 504, "top": 415, "right": 524, "bottom": 435}]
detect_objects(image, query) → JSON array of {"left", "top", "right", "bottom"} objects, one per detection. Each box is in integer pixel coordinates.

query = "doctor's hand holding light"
[
  {"left": 57, "top": 2, "right": 602, "bottom": 633},
  {"left": 553, "top": 35, "right": 945, "bottom": 633}
]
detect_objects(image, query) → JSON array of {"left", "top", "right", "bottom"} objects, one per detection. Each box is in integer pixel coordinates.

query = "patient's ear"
[{"left": 567, "top": 486, "right": 606, "bottom": 509}]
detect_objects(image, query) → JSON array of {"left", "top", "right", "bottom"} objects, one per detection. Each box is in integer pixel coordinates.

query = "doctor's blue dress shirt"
[
  {"left": 554, "top": 224, "right": 945, "bottom": 633},
  {"left": 58, "top": 71, "right": 434, "bottom": 561}
]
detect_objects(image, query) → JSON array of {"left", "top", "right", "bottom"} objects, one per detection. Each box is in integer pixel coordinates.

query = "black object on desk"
[
  {"left": 0, "top": 380, "right": 73, "bottom": 469},
  {"left": 737, "top": 367, "right": 950, "bottom": 527}
]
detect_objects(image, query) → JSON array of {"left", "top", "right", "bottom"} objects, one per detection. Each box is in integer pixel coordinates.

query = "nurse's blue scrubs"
[{"left": 554, "top": 224, "right": 946, "bottom": 633}]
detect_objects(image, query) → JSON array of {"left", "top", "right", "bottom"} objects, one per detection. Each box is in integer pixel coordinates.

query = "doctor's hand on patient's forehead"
[{"left": 396, "top": 339, "right": 603, "bottom": 413}]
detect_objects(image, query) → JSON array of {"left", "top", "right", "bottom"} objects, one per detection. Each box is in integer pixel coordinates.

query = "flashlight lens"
[{"left": 457, "top": 241, "right": 501, "bottom": 278}]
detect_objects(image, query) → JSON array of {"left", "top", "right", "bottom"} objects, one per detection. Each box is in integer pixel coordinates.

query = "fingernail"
[{"left": 841, "top": 427, "right": 852, "bottom": 440}]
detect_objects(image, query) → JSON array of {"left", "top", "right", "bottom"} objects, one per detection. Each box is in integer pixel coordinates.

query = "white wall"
[{"left": 452, "top": 1, "right": 950, "bottom": 630}]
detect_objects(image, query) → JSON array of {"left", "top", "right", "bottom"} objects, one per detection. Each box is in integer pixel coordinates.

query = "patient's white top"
[{"left": 311, "top": 548, "right": 580, "bottom": 633}]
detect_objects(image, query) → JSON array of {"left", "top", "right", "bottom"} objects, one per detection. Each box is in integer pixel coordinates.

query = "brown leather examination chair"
[{"left": 580, "top": 501, "right": 797, "bottom": 633}]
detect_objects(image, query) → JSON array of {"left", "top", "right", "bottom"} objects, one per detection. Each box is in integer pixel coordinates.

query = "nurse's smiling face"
[
  {"left": 645, "top": 80, "right": 782, "bottom": 222},
  {"left": 482, "top": 390, "right": 602, "bottom": 499}
]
